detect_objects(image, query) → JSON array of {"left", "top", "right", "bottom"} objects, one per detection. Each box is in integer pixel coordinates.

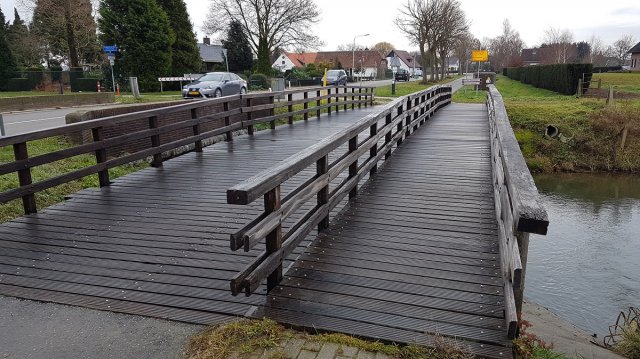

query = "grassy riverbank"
[{"left": 455, "top": 75, "right": 640, "bottom": 172}]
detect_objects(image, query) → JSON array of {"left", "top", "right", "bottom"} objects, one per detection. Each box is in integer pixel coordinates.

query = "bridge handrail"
[
  {"left": 0, "top": 86, "right": 374, "bottom": 215},
  {"left": 486, "top": 84, "right": 549, "bottom": 339},
  {"left": 226, "top": 85, "right": 452, "bottom": 296}
]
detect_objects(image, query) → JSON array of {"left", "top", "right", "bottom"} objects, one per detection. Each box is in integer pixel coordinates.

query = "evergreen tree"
[
  {"left": 155, "top": 0, "right": 200, "bottom": 75},
  {"left": 98, "top": 0, "right": 175, "bottom": 91},
  {"left": 6, "top": 8, "right": 39, "bottom": 67},
  {"left": 222, "top": 20, "right": 253, "bottom": 73},
  {"left": 0, "top": 7, "right": 17, "bottom": 90}
]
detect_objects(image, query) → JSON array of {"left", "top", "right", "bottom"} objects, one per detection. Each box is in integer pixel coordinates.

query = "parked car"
[
  {"left": 394, "top": 69, "right": 409, "bottom": 81},
  {"left": 325, "top": 69, "right": 348, "bottom": 86},
  {"left": 182, "top": 72, "right": 247, "bottom": 99}
]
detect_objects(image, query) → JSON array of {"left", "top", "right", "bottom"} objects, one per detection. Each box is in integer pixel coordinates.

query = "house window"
[{"left": 281, "top": 60, "right": 285, "bottom": 65}]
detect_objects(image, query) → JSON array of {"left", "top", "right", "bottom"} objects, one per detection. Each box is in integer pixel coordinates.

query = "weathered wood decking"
[{"left": 0, "top": 103, "right": 512, "bottom": 358}]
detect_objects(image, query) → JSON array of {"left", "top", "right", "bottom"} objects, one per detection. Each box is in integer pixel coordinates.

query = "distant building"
[
  {"left": 198, "top": 37, "right": 226, "bottom": 72},
  {"left": 386, "top": 50, "right": 422, "bottom": 76},
  {"left": 272, "top": 50, "right": 387, "bottom": 79},
  {"left": 521, "top": 48, "right": 542, "bottom": 66},
  {"left": 629, "top": 41, "right": 640, "bottom": 72}
]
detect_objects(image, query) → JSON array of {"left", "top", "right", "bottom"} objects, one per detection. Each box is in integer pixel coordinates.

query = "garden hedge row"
[{"left": 504, "top": 63, "right": 593, "bottom": 95}]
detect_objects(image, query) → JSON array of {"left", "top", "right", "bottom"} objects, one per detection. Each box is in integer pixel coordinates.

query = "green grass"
[
  {"left": 452, "top": 86, "right": 487, "bottom": 103},
  {"left": 495, "top": 75, "right": 640, "bottom": 172},
  {"left": 613, "top": 321, "right": 640, "bottom": 359},
  {"left": 592, "top": 72, "right": 640, "bottom": 94},
  {"left": 116, "top": 91, "right": 183, "bottom": 104},
  {"left": 376, "top": 75, "right": 462, "bottom": 98},
  {"left": 0, "top": 137, "right": 147, "bottom": 223}
]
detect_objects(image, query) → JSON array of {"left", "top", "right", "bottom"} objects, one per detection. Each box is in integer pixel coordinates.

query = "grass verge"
[
  {"left": 0, "top": 136, "right": 147, "bottom": 223},
  {"left": 185, "top": 318, "right": 476, "bottom": 359},
  {"left": 375, "top": 75, "right": 462, "bottom": 98},
  {"left": 452, "top": 86, "right": 487, "bottom": 103},
  {"left": 592, "top": 72, "right": 640, "bottom": 94},
  {"left": 495, "top": 75, "right": 640, "bottom": 172}
]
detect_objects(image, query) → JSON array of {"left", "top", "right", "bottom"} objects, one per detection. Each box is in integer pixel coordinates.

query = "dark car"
[
  {"left": 182, "top": 72, "right": 247, "bottom": 98},
  {"left": 325, "top": 69, "right": 348, "bottom": 86},
  {"left": 394, "top": 69, "right": 409, "bottom": 82}
]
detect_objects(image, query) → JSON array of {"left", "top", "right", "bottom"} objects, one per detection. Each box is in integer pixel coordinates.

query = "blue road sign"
[{"left": 102, "top": 45, "right": 118, "bottom": 53}]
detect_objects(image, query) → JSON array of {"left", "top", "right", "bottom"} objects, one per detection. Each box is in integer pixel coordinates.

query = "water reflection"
[{"left": 527, "top": 173, "right": 640, "bottom": 337}]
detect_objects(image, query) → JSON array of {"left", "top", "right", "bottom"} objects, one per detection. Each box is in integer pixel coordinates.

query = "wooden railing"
[
  {"left": 486, "top": 85, "right": 549, "bottom": 339},
  {"left": 226, "top": 85, "right": 452, "bottom": 296},
  {"left": 0, "top": 86, "right": 374, "bottom": 215}
]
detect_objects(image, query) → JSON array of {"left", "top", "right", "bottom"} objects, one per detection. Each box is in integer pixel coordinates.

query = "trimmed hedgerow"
[{"left": 504, "top": 63, "right": 593, "bottom": 95}]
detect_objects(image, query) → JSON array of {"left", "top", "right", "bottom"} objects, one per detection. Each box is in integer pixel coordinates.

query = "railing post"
[
  {"left": 269, "top": 94, "right": 276, "bottom": 129},
  {"left": 336, "top": 88, "right": 340, "bottom": 113},
  {"left": 287, "top": 93, "right": 294, "bottom": 125},
  {"left": 317, "top": 155, "right": 329, "bottom": 231},
  {"left": 348, "top": 135, "right": 358, "bottom": 199},
  {"left": 397, "top": 105, "right": 404, "bottom": 146},
  {"left": 13, "top": 142, "right": 37, "bottom": 214},
  {"left": 224, "top": 101, "right": 233, "bottom": 141},
  {"left": 148, "top": 116, "right": 162, "bottom": 167},
  {"left": 514, "top": 231, "right": 530, "bottom": 313},
  {"left": 246, "top": 97, "right": 254, "bottom": 135},
  {"left": 316, "top": 90, "right": 321, "bottom": 118},
  {"left": 303, "top": 92, "right": 309, "bottom": 121},
  {"left": 370, "top": 87, "right": 374, "bottom": 106},
  {"left": 405, "top": 99, "right": 412, "bottom": 138},
  {"left": 385, "top": 113, "right": 392, "bottom": 160},
  {"left": 91, "top": 127, "right": 110, "bottom": 187},
  {"left": 191, "top": 109, "right": 203, "bottom": 152},
  {"left": 327, "top": 88, "right": 332, "bottom": 115},
  {"left": 413, "top": 97, "right": 419, "bottom": 130},
  {"left": 351, "top": 87, "right": 355, "bottom": 110},
  {"left": 369, "top": 122, "right": 378, "bottom": 176},
  {"left": 343, "top": 87, "right": 347, "bottom": 111},
  {"left": 265, "top": 186, "right": 282, "bottom": 292},
  {"left": 358, "top": 88, "right": 362, "bottom": 109}
]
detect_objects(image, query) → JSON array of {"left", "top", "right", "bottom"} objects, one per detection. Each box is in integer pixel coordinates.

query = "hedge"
[
  {"left": 71, "top": 78, "right": 100, "bottom": 92},
  {"left": 7, "top": 78, "right": 32, "bottom": 91},
  {"left": 504, "top": 63, "right": 593, "bottom": 95}
]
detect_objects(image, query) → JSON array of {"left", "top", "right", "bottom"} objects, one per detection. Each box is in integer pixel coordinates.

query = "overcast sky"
[{"left": 2, "top": 0, "right": 639, "bottom": 51}]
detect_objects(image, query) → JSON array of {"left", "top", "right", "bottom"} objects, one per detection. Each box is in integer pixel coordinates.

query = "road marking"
[{"left": 5, "top": 116, "right": 65, "bottom": 125}]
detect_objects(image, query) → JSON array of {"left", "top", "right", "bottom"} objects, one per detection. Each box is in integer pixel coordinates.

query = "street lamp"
[{"left": 352, "top": 33, "right": 370, "bottom": 80}]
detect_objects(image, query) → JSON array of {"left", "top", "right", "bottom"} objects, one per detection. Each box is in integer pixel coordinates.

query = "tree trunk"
[
  {"left": 64, "top": 1, "right": 79, "bottom": 68},
  {"left": 256, "top": 38, "right": 271, "bottom": 75}
]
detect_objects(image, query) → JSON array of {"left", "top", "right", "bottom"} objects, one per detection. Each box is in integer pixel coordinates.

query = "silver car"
[{"left": 182, "top": 72, "right": 248, "bottom": 98}]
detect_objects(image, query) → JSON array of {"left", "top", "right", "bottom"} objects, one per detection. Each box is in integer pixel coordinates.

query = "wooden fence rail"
[
  {"left": 486, "top": 84, "right": 549, "bottom": 339},
  {"left": 0, "top": 86, "right": 374, "bottom": 215},
  {"left": 226, "top": 85, "right": 452, "bottom": 296}
]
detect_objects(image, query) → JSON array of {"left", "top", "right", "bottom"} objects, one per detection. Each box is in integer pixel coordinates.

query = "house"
[
  {"left": 198, "top": 37, "right": 226, "bottom": 72},
  {"left": 629, "top": 42, "right": 640, "bottom": 71},
  {"left": 446, "top": 57, "right": 460, "bottom": 73},
  {"left": 386, "top": 50, "right": 422, "bottom": 76},
  {"left": 521, "top": 48, "right": 542, "bottom": 66},
  {"left": 272, "top": 50, "right": 387, "bottom": 79},
  {"left": 272, "top": 52, "right": 318, "bottom": 72}
]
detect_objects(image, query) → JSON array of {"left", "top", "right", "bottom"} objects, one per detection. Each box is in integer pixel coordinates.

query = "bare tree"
[
  {"left": 609, "top": 34, "right": 636, "bottom": 66},
  {"left": 204, "top": 0, "right": 322, "bottom": 74},
  {"left": 542, "top": 27, "right": 574, "bottom": 64},
  {"left": 434, "top": 0, "right": 468, "bottom": 79},
  {"left": 454, "top": 31, "right": 475, "bottom": 74},
  {"left": 488, "top": 19, "right": 524, "bottom": 72},
  {"left": 587, "top": 34, "right": 605, "bottom": 64}
]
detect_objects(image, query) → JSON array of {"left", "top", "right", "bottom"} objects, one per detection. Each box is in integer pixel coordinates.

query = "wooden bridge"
[{"left": 0, "top": 84, "right": 548, "bottom": 358}]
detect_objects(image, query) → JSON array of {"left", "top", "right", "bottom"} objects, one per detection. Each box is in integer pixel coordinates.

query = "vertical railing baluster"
[
  {"left": 370, "top": 122, "right": 378, "bottom": 176},
  {"left": 327, "top": 88, "right": 332, "bottom": 115},
  {"left": 13, "top": 142, "right": 37, "bottom": 214},
  {"left": 191, "top": 109, "right": 203, "bottom": 152},
  {"left": 351, "top": 87, "right": 355, "bottom": 110},
  {"left": 316, "top": 90, "right": 321, "bottom": 118},
  {"left": 405, "top": 98, "right": 412, "bottom": 138},
  {"left": 348, "top": 135, "right": 358, "bottom": 199},
  {"left": 246, "top": 97, "right": 254, "bottom": 135},
  {"left": 148, "top": 116, "right": 162, "bottom": 167},
  {"left": 287, "top": 93, "right": 294, "bottom": 124},
  {"left": 358, "top": 88, "right": 362, "bottom": 109},
  {"left": 396, "top": 105, "right": 404, "bottom": 147},
  {"left": 385, "top": 113, "right": 392, "bottom": 160},
  {"left": 303, "top": 92, "right": 309, "bottom": 121},
  {"left": 515, "top": 231, "right": 529, "bottom": 313},
  {"left": 224, "top": 101, "right": 232, "bottom": 141},
  {"left": 343, "top": 87, "right": 347, "bottom": 111},
  {"left": 336, "top": 88, "right": 340, "bottom": 113},
  {"left": 264, "top": 186, "right": 282, "bottom": 291},
  {"left": 317, "top": 155, "right": 329, "bottom": 232},
  {"left": 269, "top": 94, "right": 276, "bottom": 129},
  {"left": 92, "top": 127, "right": 110, "bottom": 187}
]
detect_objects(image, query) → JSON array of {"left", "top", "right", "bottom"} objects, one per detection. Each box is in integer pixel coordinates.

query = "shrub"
[
  {"left": 7, "top": 78, "right": 32, "bottom": 91},
  {"left": 505, "top": 63, "right": 593, "bottom": 95},
  {"left": 249, "top": 73, "right": 269, "bottom": 90}
]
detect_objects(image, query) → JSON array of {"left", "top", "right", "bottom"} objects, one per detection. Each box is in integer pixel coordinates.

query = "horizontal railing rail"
[
  {"left": 0, "top": 86, "right": 374, "bottom": 215},
  {"left": 226, "top": 85, "right": 452, "bottom": 296},
  {"left": 486, "top": 84, "right": 549, "bottom": 339}
]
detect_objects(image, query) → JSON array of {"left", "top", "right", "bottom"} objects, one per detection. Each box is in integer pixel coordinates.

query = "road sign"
[
  {"left": 472, "top": 50, "right": 488, "bottom": 62},
  {"left": 103, "top": 45, "right": 118, "bottom": 54}
]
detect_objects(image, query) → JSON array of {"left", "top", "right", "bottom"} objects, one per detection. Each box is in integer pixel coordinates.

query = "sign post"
[
  {"left": 471, "top": 50, "right": 489, "bottom": 93},
  {"left": 103, "top": 45, "right": 118, "bottom": 93}
]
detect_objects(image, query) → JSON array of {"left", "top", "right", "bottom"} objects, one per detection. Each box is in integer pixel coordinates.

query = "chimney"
[{"left": 203, "top": 37, "right": 210, "bottom": 45}]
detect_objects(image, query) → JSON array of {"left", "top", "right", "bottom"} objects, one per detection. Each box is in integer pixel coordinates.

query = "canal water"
[{"left": 527, "top": 173, "right": 640, "bottom": 337}]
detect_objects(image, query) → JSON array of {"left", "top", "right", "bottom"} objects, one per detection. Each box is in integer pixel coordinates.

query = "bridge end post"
[
  {"left": 265, "top": 186, "right": 283, "bottom": 292},
  {"left": 514, "top": 231, "right": 529, "bottom": 313}
]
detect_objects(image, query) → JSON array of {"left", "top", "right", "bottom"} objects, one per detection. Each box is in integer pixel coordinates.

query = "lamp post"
[{"left": 352, "top": 33, "right": 370, "bottom": 80}]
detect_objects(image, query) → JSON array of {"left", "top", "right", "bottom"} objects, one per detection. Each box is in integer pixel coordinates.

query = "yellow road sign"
[{"left": 472, "top": 50, "right": 489, "bottom": 62}]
